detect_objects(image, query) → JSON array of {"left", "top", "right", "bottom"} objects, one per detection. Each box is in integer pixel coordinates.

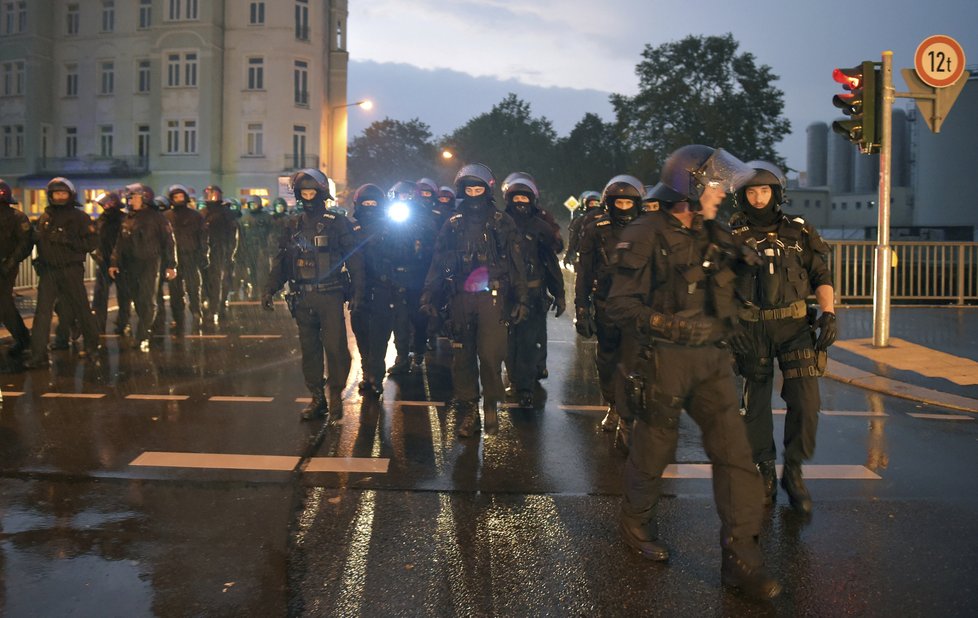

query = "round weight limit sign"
[{"left": 915, "top": 35, "right": 966, "bottom": 88}]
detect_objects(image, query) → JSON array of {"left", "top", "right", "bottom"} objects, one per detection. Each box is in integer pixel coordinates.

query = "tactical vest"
[
  {"left": 732, "top": 215, "right": 811, "bottom": 309},
  {"left": 289, "top": 212, "right": 345, "bottom": 287},
  {"left": 591, "top": 218, "right": 622, "bottom": 301}
]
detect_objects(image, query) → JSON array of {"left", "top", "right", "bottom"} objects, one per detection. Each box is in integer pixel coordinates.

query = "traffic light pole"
[{"left": 873, "top": 51, "right": 894, "bottom": 347}]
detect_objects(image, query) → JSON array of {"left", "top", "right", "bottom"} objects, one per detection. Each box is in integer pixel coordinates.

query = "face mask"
[{"left": 460, "top": 195, "right": 490, "bottom": 216}]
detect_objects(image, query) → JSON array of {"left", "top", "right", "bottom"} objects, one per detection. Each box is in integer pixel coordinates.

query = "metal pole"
[{"left": 873, "top": 51, "right": 894, "bottom": 347}]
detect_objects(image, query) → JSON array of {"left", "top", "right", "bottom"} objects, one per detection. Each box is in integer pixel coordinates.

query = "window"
[
  {"left": 165, "top": 119, "right": 197, "bottom": 154},
  {"left": 295, "top": 0, "right": 308, "bottom": 40},
  {"left": 1, "top": 61, "right": 22, "bottom": 96},
  {"left": 166, "top": 52, "right": 198, "bottom": 88},
  {"left": 139, "top": 0, "right": 151, "bottom": 28},
  {"left": 4, "top": 2, "right": 14, "bottom": 35},
  {"left": 815, "top": 200, "right": 821, "bottom": 209},
  {"left": 65, "top": 126, "right": 77, "bottom": 158},
  {"left": 65, "top": 63, "right": 78, "bottom": 97},
  {"left": 99, "top": 125, "right": 113, "bottom": 157},
  {"left": 168, "top": 0, "right": 197, "bottom": 21},
  {"left": 66, "top": 3, "right": 79, "bottom": 35},
  {"left": 14, "top": 125, "right": 22, "bottom": 157},
  {"left": 137, "top": 59, "right": 151, "bottom": 93},
  {"left": 136, "top": 124, "right": 150, "bottom": 163},
  {"left": 841, "top": 202, "right": 847, "bottom": 210},
  {"left": 249, "top": 1, "right": 264, "bottom": 25},
  {"left": 16, "top": 1, "right": 24, "bottom": 33},
  {"left": 336, "top": 19, "right": 344, "bottom": 50},
  {"left": 41, "top": 124, "right": 50, "bottom": 160},
  {"left": 1, "top": 125, "right": 23, "bottom": 157},
  {"left": 2, "top": 126, "right": 10, "bottom": 158},
  {"left": 292, "top": 124, "right": 306, "bottom": 165},
  {"left": 101, "top": 1, "right": 114, "bottom": 32},
  {"left": 293, "top": 60, "right": 308, "bottom": 106},
  {"left": 246, "top": 123, "right": 263, "bottom": 156},
  {"left": 804, "top": 199, "right": 810, "bottom": 209},
  {"left": 855, "top": 201, "right": 862, "bottom": 209},
  {"left": 99, "top": 61, "right": 115, "bottom": 95},
  {"left": 247, "top": 57, "right": 263, "bottom": 90}
]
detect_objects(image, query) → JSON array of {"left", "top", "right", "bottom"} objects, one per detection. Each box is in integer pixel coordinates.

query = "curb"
[{"left": 825, "top": 359, "right": 978, "bottom": 414}]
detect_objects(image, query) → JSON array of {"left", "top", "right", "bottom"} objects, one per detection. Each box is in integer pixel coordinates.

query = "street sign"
[
  {"left": 901, "top": 68, "right": 970, "bottom": 133},
  {"left": 914, "top": 35, "right": 966, "bottom": 88},
  {"left": 563, "top": 196, "right": 579, "bottom": 212}
]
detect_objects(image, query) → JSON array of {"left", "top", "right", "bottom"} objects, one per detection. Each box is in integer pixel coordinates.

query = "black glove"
[
  {"left": 728, "top": 325, "right": 752, "bottom": 358},
  {"left": 814, "top": 311, "right": 837, "bottom": 350},
  {"left": 511, "top": 303, "right": 529, "bottom": 325},
  {"left": 347, "top": 296, "right": 362, "bottom": 314},
  {"left": 575, "top": 306, "right": 596, "bottom": 338},
  {"left": 261, "top": 294, "right": 275, "bottom": 311},
  {"left": 649, "top": 312, "right": 713, "bottom": 346},
  {"left": 552, "top": 295, "right": 566, "bottom": 318}
]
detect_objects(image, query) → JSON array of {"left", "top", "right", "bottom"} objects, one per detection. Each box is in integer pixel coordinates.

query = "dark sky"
[{"left": 347, "top": 0, "right": 978, "bottom": 176}]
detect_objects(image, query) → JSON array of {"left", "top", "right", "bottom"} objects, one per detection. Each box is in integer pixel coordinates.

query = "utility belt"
[
  {"left": 527, "top": 279, "right": 543, "bottom": 289},
  {"left": 739, "top": 299, "right": 807, "bottom": 322},
  {"left": 291, "top": 281, "right": 346, "bottom": 294}
]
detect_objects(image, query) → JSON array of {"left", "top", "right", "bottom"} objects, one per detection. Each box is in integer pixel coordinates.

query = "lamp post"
[{"left": 327, "top": 99, "right": 373, "bottom": 192}]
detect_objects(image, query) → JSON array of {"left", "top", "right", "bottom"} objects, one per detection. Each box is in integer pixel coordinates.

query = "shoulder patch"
[
  {"left": 352, "top": 224, "right": 362, "bottom": 232},
  {"left": 732, "top": 225, "right": 750, "bottom": 235},
  {"left": 596, "top": 220, "right": 611, "bottom": 227},
  {"left": 322, "top": 212, "right": 337, "bottom": 220},
  {"left": 449, "top": 213, "right": 463, "bottom": 223},
  {"left": 792, "top": 217, "right": 806, "bottom": 224}
]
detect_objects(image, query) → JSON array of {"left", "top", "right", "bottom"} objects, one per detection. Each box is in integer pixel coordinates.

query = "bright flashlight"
[{"left": 388, "top": 201, "right": 410, "bottom": 223}]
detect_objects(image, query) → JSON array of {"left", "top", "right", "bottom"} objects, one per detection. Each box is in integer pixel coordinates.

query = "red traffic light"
[{"left": 833, "top": 67, "right": 861, "bottom": 90}]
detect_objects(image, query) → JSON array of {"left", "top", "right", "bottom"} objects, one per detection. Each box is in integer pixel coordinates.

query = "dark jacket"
[
  {"left": 94, "top": 207, "right": 126, "bottom": 268},
  {"left": 0, "top": 203, "right": 33, "bottom": 275},
  {"left": 111, "top": 207, "right": 177, "bottom": 269},
  {"left": 166, "top": 204, "right": 207, "bottom": 261},
  {"left": 33, "top": 202, "right": 98, "bottom": 269}
]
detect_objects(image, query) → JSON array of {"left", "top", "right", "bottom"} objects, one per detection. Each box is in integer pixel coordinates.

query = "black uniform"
[
  {"left": 606, "top": 210, "right": 764, "bottom": 548},
  {"left": 730, "top": 211, "right": 833, "bottom": 470},
  {"left": 202, "top": 202, "right": 240, "bottom": 323},
  {"left": 0, "top": 202, "right": 33, "bottom": 352},
  {"left": 423, "top": 210, "right": 528, "bottom": 417},
  {"left": 266, "top": 208, "right": 364, "bottom": 405},
  {"left": 92, "top": 206, "right": 131, "bottom": 334},
  {"left": 564, "top": 206, "right": 602, "bottom": 267},
  {"left": 29, "top": 202, "right": 100, "bottom": 363},
  {"left": 111, "top": 207, "right": 177, "bottom": 345},
  {"left": 164, "top": 203, "right": 207, "bottom": 330},
  {"left": 238, "top": 207, "right": 274, "bottom": 300}
]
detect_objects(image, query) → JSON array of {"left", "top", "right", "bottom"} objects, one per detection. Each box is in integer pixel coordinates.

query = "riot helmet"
[
  {"left": 46, "top": 177, "right": 77, "bottom": 206},
  {"left": 653, "top": 145, "right": 754, "bottom": 210},
  {"left": 388, "top": 180, "right": 418, "bottom": 203},
  {"left": 454, "top": 163, "right": 495, "bottom": 217},
  {"left": 95, "top": 191, "right": 122, "bottom": 211},
  {"left": 203, "top": 185, "right": 224, "bottom": 205},
  {"left": 246, "top": 195, "right": 264, "bottom": 211},
  {"left": 125, "top": 183, "right": 154, "bottom": 210},
  {"left": 0, "top": 180, "right": 18, "bottom": 205},
  {"left": 601, "top": 175, "right": 643, "bottom": 226},
  {"left": 290, "top": 169, "right": 334, "bottom": 203},
  {"left": 504, "top": 174, "right": 539, "bottom": 218},
  {"left": 437, "top": 186, "right": 456, "bottom": 209},
  {"left": 578, "top": 190, "right": 601, "bottom": 210},
  {"left": 168, "top": 184, "right": 190, "bottom": 206},
  {"left": 227, "top": 198, "right": 241, "bottom": 214},
  {"left": 642, "top": 185, "right": 660, "bottom": 212},
  {"left": 736, "top": 160, "right": 787, "bottom": 227},
  {"left": 353, "top": 183, "right": 385, "bottom": 222},
  {"left": 415, "top": 177, "right": 439, "bottom": 206},
  {"left": 153, "top": 195, "right": 170, "bottom": 211},
  {"left": 502, "top": 172, "right": 540, "bottom": 200},
  {"left": 272, "top": 197, "right": 288, "bottom": 214}
]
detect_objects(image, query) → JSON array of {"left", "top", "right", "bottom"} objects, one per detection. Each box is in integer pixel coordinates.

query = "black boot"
[
  {"left": 457, "top": 401, "right": 481, "bottom": 438},
  {"left": 781, "top": 462, "right": 812, "bottom": 514},
  {"left": 301, "top": 392, "right": 328, "bottom": 421},
  {"left": 517, "top": 391, "right": 533, "bottom": 409},
  {"left": 483, "top": 400, "right": 499, "bottom": 435},
  {"left": 758, "top": 460, "right": 777, "bottom": 506},
  {"left": 618, "top": 515, "right": 669, "bottom": 561},
  {"left": 601, "top": 404, "right": 619, "bottom": 432},
  {"left": 327, "top": 388, "right": 344, "bottom": 420},
  {"left": 615, "top": 418, "right": 632, "bottom": 455},
  {"left": 721, "top": 538, "right": 782, "bottom": 600}
]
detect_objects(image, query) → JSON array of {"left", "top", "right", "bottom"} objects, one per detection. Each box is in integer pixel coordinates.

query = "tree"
[
  {"left": 348, "top": 118, "right": 438, "bottom": 194},
  {"left": 555, "top": 113, "right": 631, "bottom": 202},
  {"left": 446, "top": 94, "right": 559, "bottom": 210},
  {"left": 611, "top": 33, "right": 791, "bottom": 180}
]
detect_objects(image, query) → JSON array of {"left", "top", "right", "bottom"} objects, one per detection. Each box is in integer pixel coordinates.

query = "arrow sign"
[{"left": 901, "top": 68, "right": 970, "bottom": 133}]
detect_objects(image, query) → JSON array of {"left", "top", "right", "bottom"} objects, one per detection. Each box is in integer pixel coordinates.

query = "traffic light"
[{"left": 831, "top": 61, "right": 881, "bottom": 153}]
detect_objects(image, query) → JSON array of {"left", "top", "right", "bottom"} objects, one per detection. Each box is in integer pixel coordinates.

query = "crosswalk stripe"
[
  {"left": 393, "top": 400, "right": 445, "bottom": 407},
  {"left": 664, "top": 464, "right": 881, "bottom": 480},
  {"left": 184, "top": 335, "right": 228, "bottom": 339},
  {"left": 239, "top": 334, "right": 283, "bottom": 339},
  {"left": 130, "top": 452, "right": 298, "bottom": 471},
  {"left": 560, "top": 405, "right": 607, "bottom": 412},
  {"left": 41, "top": 393, "right": 106, "bottom": 399},
  {"left": 126, "top": 394, "right": 190, "bottom": 401},
  {"left": 208, "top": 396, "right": 275, "bottom": 403},
  {"left": 774, "top": 409, "right": 888, "bottom": 417},
  {"left": 304, "top": 457, "right": 390, "bottom": 473},
  {"left": 1, "top": 391, "right": 25, "bottom": 397},
  {"left": 908, "top": 413, "right": 974, "bottom": 421}
]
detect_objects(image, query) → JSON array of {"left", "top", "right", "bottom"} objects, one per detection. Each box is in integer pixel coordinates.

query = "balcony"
[
  {"left": 34, "top": 155, "right": 149, "bottom": 176},
  {"left": 283, "top": 154, "right": 319, "bottom": 172}
]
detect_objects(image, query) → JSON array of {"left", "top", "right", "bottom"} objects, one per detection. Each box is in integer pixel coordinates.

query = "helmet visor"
[{"left": 693, "top": 148, "right": 755, "bottom": 193}]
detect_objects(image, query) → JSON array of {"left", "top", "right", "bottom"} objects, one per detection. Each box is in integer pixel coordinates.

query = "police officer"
[
  {"left": 385, "top": 181, "right": 438, "bottom": 374},
  {"left": 90, "top": 191, "right": 131, "bottom": 336},
  {"left": 607, "top": 145, "right": 780, "bottom": 600},
  {"left": 502, "top": 173, "right": 564, "bottom": 407},
  {"left": 0, "top": 180, "right": 33, "bottom": 357},
  {"left": 164, "top": 184, "right": 207, "bottom": 332},
  {"left": 575, "top": 176, "right": 641, "bottom": 430},
  {"left": 26, "top": 178, "right": 101, "bottom": 368},
  {"left": 238, "top": 196, "right": 274, "bottom": 300},
  {"left": 262, "top": 169, "right": 364, "bottom": 421},
  {"left": 420, "top": 163, "right": 528, "bottom": 438},
  {"left": 436, "top": 186, "right": 457, "bottom": 214},
  {"left": 729, "top": 161, "right": 836, "bottom": 514},
  {"left": 109, "top": 184, "right": 177, "bottom": 351},
  {"left": 563, "top": 190, "right": 602, "bottom": 268},
  {"left": 348, "top": 183, "right": 391, "bottom": 395},
  {"left": 201, "top": 185, "right": 239, "bottom": 325},
  {"left": 416, "top": 177, "right": 451, "bottom": 233}
]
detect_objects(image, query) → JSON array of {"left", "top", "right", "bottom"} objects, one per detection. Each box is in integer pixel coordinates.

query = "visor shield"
[{"left": 692, "top": 148, "right": 755, "bottom": 194}]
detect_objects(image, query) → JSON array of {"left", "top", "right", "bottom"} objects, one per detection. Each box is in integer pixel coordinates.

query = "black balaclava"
[
  {"left": 459, "top": 183, "right": 492, "bottom": 220},
  {"left": 741, "top": 185, "right": 780, "bottom": 227},
  {"left": 506, "top": 192, "right": 535, "bottom": 221}
]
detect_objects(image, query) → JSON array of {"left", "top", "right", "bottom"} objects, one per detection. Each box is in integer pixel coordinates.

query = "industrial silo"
[
  {"left": 891, "top": 107, "right": 909, "bottom": 187},
  {"left": 853, "top": 150, "right": 879, "bottom": 193},
  {"left": 827, "top": 125, "right": 854, "bottom": 194},
  {"left": 806, "top": 122, "right": 828, "bottom": 187}
]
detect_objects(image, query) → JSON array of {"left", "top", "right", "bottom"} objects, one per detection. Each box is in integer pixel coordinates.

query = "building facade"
[{"left": 0, "top": 0, "right": 349, "bottom": 216}]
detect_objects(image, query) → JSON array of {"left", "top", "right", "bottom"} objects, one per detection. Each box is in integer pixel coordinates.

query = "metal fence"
[
  {"left": 828, "top": 241, "right": 978, "bottom": 305},
  {"left": 11, "top": 241, "right": 978, "bottom": 306}
]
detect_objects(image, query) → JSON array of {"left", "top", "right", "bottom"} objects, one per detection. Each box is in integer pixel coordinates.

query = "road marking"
[
  {"left": 663, "top": 464, "right": 881, "bottom": 480},
  {"left": 774, "top": 409, "right": 888, "bottom": 417},
  {"left": 295, "top": 397, "right": 311, "bottom": 403},
  {"left": 239, "top": 334, "right": 283, "bottom": 339},
  {"left": 208, "top": 396, "right": 275, "bottom": 403},
  {"left": 908, "top": 413, "right": 974, "bottom": 421},
  {"left": 1, "top": 391, "right": 25, "bottom": 397},
  {"left": 126, "top": 394, "right": 190, "bottom": 401},
  {"left": 560, "top": 405, "right": 608, "bottom": 412},
  {"left": 130, "top": 451, "right": 298, "bottom": 471},
  {"left": 835, "top": 338, "right": 978, "bottom": 386},
  {"left": 41, "top": 393, "right": 106, "bottom": 399},
  {"left": 304, "top": 457, "right": 390, "bottom": 473},
  {"left": 184, "top": 335, "right": 228, "bottom": 339},
  {"left": 393, "top": 400, "right": 445, "bottom": 407}
]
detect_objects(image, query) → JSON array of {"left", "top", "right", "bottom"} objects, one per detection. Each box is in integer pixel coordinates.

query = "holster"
[
  {"left": 285, "top": 291, "right": 300, "bottom": 318},
  {"left": 627, "top": 346, "right": 656, "bottom": 422}
]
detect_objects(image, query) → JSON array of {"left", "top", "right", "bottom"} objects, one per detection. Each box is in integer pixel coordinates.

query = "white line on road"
[
  {"left": 1, "top": 391, "right": 25, "bottom": 397},
  {"left": 304, "top": 457, "right": 390, "bottom": 473},
  {"left": 184, "top": 335, "right": 228, "bottom": 339},
  {"left": 393, "top": 400, "right": 446, "bottom": 407},
  {"left": 41, "top": 393, "right": 106, "bottom": 399},
  {"left": 774, "top": 409, "right": 889, "bottom": 417},
  {"left": 239, "top": 335, "right": 283, "bottom": 339},
  {"left": 560, "top": 405, "right": 608, "bottom": 412},
  {"left": 130, "top": 452, "right": 298, "bottom": 471},
  {"left": 208, "top": 396, "right": 275, "bottom": 403},
  {"left": 907, "top": 413, "right": 974, "bottom": 421},
  {"left": 126, "top": 394, "right": 190, "bottom": 401},
  {"left": 664, "top": 464, "right": 881, "bottom": 480}
]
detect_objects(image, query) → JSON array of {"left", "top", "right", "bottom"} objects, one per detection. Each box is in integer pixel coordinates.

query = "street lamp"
[
  {"left": 441, "top": 149, "right": 454, "bottom": 160},
  {"left": 327, "top": 99, "right": 374, "bottom": 192}
]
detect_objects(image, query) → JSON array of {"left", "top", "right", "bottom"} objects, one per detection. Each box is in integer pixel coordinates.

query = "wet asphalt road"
[{"left": 1, "top": 299, "right": 977, "bottom": 616}]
